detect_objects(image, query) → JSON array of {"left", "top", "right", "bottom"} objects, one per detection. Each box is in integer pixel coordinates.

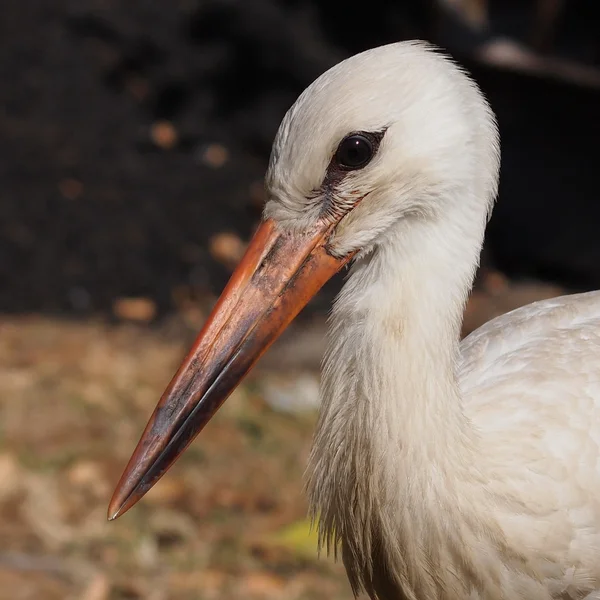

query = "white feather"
[{"left": 264, "top": 41, "right": 600, "bottom": 599}]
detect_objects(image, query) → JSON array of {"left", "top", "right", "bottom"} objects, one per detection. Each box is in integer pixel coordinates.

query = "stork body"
[
  {"left": 311, "top": 277, "right": 600, "bottom": 598},
  {"left": 110, "top": 42, "right": 600, "bottom": 599}
]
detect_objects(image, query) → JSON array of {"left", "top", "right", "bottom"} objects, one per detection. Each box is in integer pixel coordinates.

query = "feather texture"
[{"left": 261, "top": 41, "right": 600, "bottom": 599}]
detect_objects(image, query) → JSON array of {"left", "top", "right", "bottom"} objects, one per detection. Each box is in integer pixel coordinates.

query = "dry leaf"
[
  {"left": 0, "top": 453, "right": 22, "bottom": 501},
  {"left": 169, "top": 569, "right": 226, "bottom": 595},
  {"left": 113, "top": 297, "right": 157, "bottom": 322},
  {"left": 261, "top": 519, "right": 319, "bottom": 560},
  {"left": 80, "top": 573, "right": 110, "bottom": 600},
  {"left": 144, "top": 478, "right": 187, "bottom": 506},
  {"left": 240, "top": 572, "right": 285, "bottom": 597},
  {"left": 209, "top": 232, "right": 246, "bottom": 267},
  {"left": 22, "top": 474, "right": 74, "bottom": 550},
  {"left": 150, "top": 121, "right": 178, "bottom": 149},
  {"left": 200, "top": 144, "right": 228, "bottom": 168},
  {"left": 67, "top": 460, "right": 109, "bottom": 497}
]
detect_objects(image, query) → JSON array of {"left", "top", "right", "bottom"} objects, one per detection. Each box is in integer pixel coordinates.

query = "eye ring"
[{"left": 335, "top": 134, "right": 374, "bottom": 170}]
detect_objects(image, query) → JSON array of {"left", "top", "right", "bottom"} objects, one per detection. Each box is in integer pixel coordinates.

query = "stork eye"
[{"left": 335, "top": 134, "right": 374, "bottom": 169}]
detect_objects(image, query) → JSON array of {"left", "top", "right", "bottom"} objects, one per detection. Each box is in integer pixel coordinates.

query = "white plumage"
[
  {"left": 266, "top": 42, "right": 600, "bottom": 599},
  {"left": 110, "top": 40, "right": 600, "bottom": 600}
]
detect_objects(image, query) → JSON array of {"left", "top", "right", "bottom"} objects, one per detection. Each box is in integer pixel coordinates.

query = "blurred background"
[{"left": 1, "top": 1, "right": 599, "bottom": 598}]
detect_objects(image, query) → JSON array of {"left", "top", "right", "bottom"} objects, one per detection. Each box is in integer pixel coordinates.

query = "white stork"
[{"left": 109, "top": 41, "right": 600, "bottom": 599}]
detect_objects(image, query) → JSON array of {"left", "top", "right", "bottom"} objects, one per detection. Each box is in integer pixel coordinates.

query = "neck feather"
[{"left": 306, "top": 209, "right": 519, "bottom": 598}]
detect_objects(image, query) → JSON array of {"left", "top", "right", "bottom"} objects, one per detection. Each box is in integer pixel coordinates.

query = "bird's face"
[
  {"left": 109, "top": 42, "right": 498, "bottom": 519},
  {"left": 264, "top": 40, "right": 495, "bottom": 258}
]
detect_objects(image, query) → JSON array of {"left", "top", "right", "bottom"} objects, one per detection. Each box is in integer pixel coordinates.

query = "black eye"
[{"left": 335, "top": 134, "right": 374, "bottom": 170}]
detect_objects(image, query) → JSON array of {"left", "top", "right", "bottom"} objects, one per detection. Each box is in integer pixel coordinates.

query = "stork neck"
[
  {"left": 307, "top": 212, "right": 490, "bottom": 594},
  {"left": 323, "top": 211, "right": 483, "bottom": 447}
]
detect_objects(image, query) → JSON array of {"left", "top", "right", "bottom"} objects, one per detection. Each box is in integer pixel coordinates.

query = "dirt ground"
[
  {"left": 0, "top": 314, "right": 352, "bottom": 600},
  {"left": 0, "top": 273, "right": 565, "bottom": 600}
]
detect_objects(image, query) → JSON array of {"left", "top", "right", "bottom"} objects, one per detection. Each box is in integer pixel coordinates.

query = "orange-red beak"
[{"left": 108, "top": 217, "right": 354, "bottom": 520}]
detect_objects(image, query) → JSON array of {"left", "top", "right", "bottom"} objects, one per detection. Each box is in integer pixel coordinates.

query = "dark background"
[{"left": 2, "top": 0, "right": 600, "bottom": 320}]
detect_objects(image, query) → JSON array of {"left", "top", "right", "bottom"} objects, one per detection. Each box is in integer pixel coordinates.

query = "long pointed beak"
[{"left": 108, "top": 218, "right": 353, "bottom": 520}]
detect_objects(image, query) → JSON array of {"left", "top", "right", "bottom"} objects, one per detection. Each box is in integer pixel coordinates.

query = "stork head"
[{"left": 108, "top": 41, "right": 499, "bottom": 520}]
